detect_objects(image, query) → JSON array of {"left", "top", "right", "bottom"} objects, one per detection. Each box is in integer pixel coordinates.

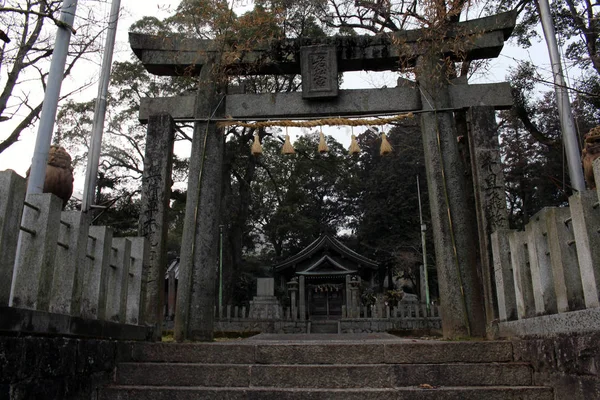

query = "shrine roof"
[
  {"left": 297, "top": 255, "right": 358, "bottom": 276},
  {"left": 273, "top": 234, "right": 378, "bottom": 272}
]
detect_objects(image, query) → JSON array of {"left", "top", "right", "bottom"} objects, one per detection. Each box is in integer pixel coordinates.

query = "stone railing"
[
  {"left": 0, "top": 170, "right": 152, "bottom": 340},
  {"left": 212, "top": 303, "right": 441, "bottom": 334},
  {"left": 491, "top": 158, "right": 600, "bottom": 337}
]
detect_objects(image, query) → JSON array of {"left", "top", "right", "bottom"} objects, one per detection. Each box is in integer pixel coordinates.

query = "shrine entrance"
[
  {"left": 132, "top": 10, "right": 517, "bottom": 340},
  {"left": 307, "top": 279, "right": 344, "bottom": 320}
]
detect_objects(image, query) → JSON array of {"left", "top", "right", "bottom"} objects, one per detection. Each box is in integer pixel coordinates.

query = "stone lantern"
[
  {"left": 349, "top": 275, "right": 361, "bottom": 318},
  {"left": 287, "top": 277, "right": 299, "bottom": 320}
]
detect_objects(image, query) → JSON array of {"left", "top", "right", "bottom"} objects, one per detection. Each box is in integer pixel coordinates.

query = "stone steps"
[
  {"left": 101, "top": 386, "right": 554, "bottom": 400},
  {"left": 128, "top": 340, "right": 515, "bottom": 364},
  {"left": 115, "top": 362, "right": 534, "bottom": 388},
  {"left": 101, "top": 337, "right": 554, "bottom": 400},
  {"left": 309, "top": 320, "right": 339, "bottom": 334}
]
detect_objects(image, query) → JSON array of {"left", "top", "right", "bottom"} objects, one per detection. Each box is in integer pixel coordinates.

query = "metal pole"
[
  {"left": 82, "top": 0, "right": 122, "bottom": 212},
  {"left": 26, "top": 0, "right": 79, "bottom": 195},
  {"left": 417, "top": 175, "right": 430, "bottom": 312},
  {"left": 537, "top": 0, "right": 585, "bottom": 191},
  {"left": 219, "top": 225, "right": 223, "bottom": 312}
]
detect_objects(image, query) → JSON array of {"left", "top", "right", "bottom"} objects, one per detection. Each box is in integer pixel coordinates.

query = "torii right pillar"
[{"left": 417, "top": 55, "right": 486, "bottom": 338}]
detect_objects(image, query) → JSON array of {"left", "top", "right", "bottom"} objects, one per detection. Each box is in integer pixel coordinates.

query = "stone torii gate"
[{"left": 131, "top": 11, "right": 516, "bottom": 340}]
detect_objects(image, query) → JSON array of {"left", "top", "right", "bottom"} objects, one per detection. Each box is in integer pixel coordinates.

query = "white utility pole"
[
  {"left": 82, "top": 0, "right": 122, "bottom": 212},
  {"left": 537, "top": 0, "right": 586, "bottom": 191},
  {"left": 26, "top": 0, "right": 79, "bottom": 194}
]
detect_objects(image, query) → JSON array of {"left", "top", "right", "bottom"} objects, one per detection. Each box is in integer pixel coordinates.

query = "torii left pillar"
[{"left": 139, "top": 113, "right": 175, "bottom": 341}]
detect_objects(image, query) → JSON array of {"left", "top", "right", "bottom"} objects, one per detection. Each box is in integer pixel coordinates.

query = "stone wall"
[
  {"left": 511, "top": 333, "right": 600, "bottom": 400},
  {"left": 0, "top": 335, "right": 134, "bottom": 400},
  {"left": 489, "top": 159, "right": 600, "bottom": 400}
]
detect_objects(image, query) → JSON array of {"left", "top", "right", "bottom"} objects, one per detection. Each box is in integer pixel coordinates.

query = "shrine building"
[{"left": 273, "top": 234, "right": 379, "bottom": 320}]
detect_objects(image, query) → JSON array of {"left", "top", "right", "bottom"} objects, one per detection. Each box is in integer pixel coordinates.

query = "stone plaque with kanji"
[{"left": 300, "top": 45, "right": 338, "bottom": 99}]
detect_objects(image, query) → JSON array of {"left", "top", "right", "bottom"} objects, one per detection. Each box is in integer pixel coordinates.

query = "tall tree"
[
  {"left": 0, "top": 0, "right": 111, "bottom": 154},
  {"left": 500, "top": 64, "right": 600, "bottom": 228}
]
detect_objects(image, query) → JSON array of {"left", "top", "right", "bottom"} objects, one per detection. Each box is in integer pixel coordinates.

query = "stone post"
[
  {"left": 350, "top": 277, "right": 360, "bottom": 318},
  {"left": 49, "top": 211, "right": 91, "bottom": 316},
  {"left": 345, "top": 274, "right": 351, "bottom": 312},
  {"left": 417, "top": 56, "right": 486, "bottom": 337},
  {"left": 105, "top": 238, "right": 131, "bottom": 323},
  {"left": 81, "top": 226, "right": 113, "bottom": 320},
  {"left": 490, "top": 229, "right": 517, "bottom": 321},
  {"left": 10, "top": 193, "right": 62, "bottom": 311},
  {"left": 508, "top": 230, "right": 535, "bottom": 319},
  {"left": 287, "top": 278, "right": 298, "bottom": 320},
  {"left": 139, "top": 113, "right": 175, "bottom": 338},
  {"left": 299, "top": 275, "right": 306, "bottom": 321},
  {"left": 568, "top": 190, "right": 600, "bottom": 308},
  {"left": 167, "top": 269, "right": 176, "bottom": 320},
  {"left": 0, "top": 170, "right": 26, "bottom": 306},
  {"left": 126, "top": 237, "right": 149, "bottom": 325},
  {"left": 526, "top": 209, "right": 557, "bottom": 315},
  {"left": 545, "top": 207, "right": 584, "bottom": 312},
  {"left": 467, "top": 106, "right": 509, "bottom": 324}
]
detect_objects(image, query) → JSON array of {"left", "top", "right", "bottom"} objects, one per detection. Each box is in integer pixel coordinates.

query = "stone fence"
[
  {"left": 0, "top": 170, "right": 152, "bottom": 340},
  {"left": 491, "top": 158, "right": 600, "bottom": 338},
  {"left": 213, "top": 303, "right": 442, "bottom": 334}
]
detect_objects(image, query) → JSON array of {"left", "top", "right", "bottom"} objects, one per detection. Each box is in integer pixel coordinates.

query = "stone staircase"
[
  {"left": 100, "top": 334, "right": 553, "bottom": 399},
  {"left": 309, "top": 320, "right": 339, "bottom": 334}
]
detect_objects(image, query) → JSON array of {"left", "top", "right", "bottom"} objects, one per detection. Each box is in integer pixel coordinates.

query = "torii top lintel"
[{"left": 129, "top": 11, "right": 516, "bottom": 77}]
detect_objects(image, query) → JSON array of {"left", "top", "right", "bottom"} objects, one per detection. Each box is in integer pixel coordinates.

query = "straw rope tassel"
[
  {"left": 318, "top": 130, "right": 329, "bottom": 153},
  {"left": 349, "top": 129, "right": 360, "bottom": 155},
  {"left": 380, "top": 132, "right": 393, "bottom": 155},
  {"left": 251, "top": 133, "right": 263, "bottom": 156},
  {"left": 282, "top": 129, "right": 295, "bottom": 154}
]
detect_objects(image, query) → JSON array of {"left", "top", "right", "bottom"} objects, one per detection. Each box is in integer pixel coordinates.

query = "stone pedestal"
[{"left": 248, "top": 278, "right": 281, "bottom": 319}]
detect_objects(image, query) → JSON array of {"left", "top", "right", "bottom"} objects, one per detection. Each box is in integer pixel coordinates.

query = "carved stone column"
[
  {"left": 467, "top": 106, "right": 510, "bottom": 325},
  {"left": 139, "top": 113, "right": 174, "bottom": 340}
]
